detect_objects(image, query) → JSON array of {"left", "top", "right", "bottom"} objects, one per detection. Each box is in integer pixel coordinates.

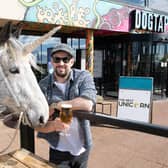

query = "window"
[
  {"left": 67, "top": 38, "right": 86, "bottom": 49},
  {"left": 120, "top": 0, "right": 145, "bottom": 6},
  {"left": 19, "top": 35, "right": 61, "bottom": 64},
  {"left": 101, "top": 0, "right": 146, "bottom": 7}
]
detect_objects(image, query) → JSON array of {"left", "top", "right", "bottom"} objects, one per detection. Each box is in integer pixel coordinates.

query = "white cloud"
[{"left": 149, "top": 0, "right": 168, "bottom": 12}]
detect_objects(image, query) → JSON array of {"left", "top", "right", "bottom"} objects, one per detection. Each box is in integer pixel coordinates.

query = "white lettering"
[
  {"left": 157, "top": 15, "right": 164, "bottom": 32},
  {"left": 164, "top": 16, "right": 168, "bottom": 32},
  {"left": 135, "top": 10, "right": 141, "bottom": 29},
  {"left": 142, "top": 12, "right": 148, "bottom": 29},
  {"left": 153, "top": 13, "right": 159, "bottom": 32},
  {"left": 148, "top": 13, "right": 153, "bottom": 31},
  {"left": 133, "top": 10, "right": 168, "bottom": 33}
]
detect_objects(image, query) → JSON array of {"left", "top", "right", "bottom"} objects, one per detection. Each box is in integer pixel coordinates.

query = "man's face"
[{"left": 51, "top": 51, "right": 74, "bottom": 78}]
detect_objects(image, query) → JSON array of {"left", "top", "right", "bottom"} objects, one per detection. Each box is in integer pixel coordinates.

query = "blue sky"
[{"left": 19, "top": 35, "right": 61, "bottom": 64}]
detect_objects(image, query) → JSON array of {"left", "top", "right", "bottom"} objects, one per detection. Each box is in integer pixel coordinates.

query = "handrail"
[
  {"left": 20, "top": 110, "right": 168, "bottom": 153},
  {"left": 73, "top": 111, "right": 168, "bottom": 138}
]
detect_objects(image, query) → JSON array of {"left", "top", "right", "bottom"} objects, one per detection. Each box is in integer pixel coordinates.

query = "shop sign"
[
  {"left": 117, "top": 76, "right": 153, "bottom": 123},
  {"left": 131, "top": 9, "right": 168, "bottom": 33}
]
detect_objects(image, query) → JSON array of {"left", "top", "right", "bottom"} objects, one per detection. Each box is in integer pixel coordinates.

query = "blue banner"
[{"left": 119, "top": 76, "right": 153, "bottom": 91}]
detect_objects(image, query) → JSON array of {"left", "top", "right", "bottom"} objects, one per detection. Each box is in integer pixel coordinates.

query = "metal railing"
[
  {"left": 73, "top": 111, "right": 168, "bottom": 138},
  {"left": 20, "top": 110, "right": 168, "bottom": 153}
]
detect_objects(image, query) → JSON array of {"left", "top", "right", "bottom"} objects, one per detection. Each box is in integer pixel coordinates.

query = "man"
[{"left": 36, "top": 43, "right": 97, "bottom": 168}]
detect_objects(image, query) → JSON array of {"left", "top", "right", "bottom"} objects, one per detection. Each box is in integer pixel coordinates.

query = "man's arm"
[
  {"left": 55, "top": 97, "right": 93, "bottom": 112},
  {"left": 53, "top": 71, "right": 97, "bottom": 112}
]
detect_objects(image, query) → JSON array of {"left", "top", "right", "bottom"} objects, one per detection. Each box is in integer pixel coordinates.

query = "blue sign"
[
  {"left": 119, "top": 76, "right": 153, "bottom": 91},
  {"left": 117, "top": 76, "right": 153, "bottom": 123}
]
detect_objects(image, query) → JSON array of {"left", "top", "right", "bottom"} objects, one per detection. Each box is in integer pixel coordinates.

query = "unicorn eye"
[{"left": 9, "top": 66, "right": 20, "bottom": 74}]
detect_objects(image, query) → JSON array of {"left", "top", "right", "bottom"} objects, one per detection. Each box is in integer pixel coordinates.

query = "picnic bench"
[{"left": 0, "top": 148, "right": 56, "bottom": 168}]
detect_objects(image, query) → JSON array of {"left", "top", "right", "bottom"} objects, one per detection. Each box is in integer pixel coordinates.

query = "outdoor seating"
[
  {"left": 95, "top": 95, "right": 112, "bottom": 115},
  {"left": 0, "top": 148, "right": 56, "bottom": 168}
]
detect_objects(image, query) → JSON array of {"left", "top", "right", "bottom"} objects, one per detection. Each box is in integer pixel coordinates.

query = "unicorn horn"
[{"left": 23, "top": 26, "right": 61, "bottom": 55}]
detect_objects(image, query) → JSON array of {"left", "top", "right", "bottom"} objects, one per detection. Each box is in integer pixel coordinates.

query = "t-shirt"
[{"left": 52, "top": 81, "right": 86, "bottom": 156}]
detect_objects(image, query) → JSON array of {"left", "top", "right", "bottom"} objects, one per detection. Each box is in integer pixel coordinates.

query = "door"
[{"left": 103, "top": 43, "right": 123, "bottom": 97}]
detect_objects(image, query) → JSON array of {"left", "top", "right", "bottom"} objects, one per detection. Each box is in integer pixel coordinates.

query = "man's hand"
[
  {"left": 54, "top": 118, "right": 70, "bottom": 132},
  {"left": 35, "top": 117, "right": 70, "bottom": 133}
]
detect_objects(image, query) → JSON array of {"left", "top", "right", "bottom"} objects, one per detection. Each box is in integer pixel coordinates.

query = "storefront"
[
  {"left": 96, "top": 9, "right": 168, "bottom": 98},
  {"left": 94, "top": 33, "right": 168, "bottom": 98}
]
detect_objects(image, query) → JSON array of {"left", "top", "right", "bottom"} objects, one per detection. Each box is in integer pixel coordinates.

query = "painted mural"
[{"left": 2, "top": 0, "right": 131, "bottom": 32}]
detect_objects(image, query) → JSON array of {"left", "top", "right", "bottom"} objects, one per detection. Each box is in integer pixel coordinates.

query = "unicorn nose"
[{"left": 39, "top": 116, "right": 45, "bottom": 124}]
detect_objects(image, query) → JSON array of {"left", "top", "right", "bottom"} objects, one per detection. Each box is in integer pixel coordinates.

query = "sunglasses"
[{"left": 52, "top": 56, "right": 71, "bottom": 63}]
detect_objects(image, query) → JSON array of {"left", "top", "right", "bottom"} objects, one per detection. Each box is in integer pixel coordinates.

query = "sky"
[
  {"left": 149, "top": 0, "right": 168, "bottom": 12},
  {"left": 19, "top": 35, "right": 61, "bottom": 64}
]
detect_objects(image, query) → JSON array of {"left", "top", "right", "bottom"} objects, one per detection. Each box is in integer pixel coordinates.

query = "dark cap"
[{"left": 51, "top": 43, "right": 76, "bottom": 59}]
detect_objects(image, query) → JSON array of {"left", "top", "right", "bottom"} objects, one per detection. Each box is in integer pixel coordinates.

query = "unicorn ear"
[
  {"left": 23, "top": 25, "right": 61, "bottom": 55},
  {"left": 0, "top": 21, "right": 12, "bottom": 44}
]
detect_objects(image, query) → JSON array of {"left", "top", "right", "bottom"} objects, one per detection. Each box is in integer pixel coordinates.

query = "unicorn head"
[{"left": 0, "top": 22, "right": 61, "bottom": 128}]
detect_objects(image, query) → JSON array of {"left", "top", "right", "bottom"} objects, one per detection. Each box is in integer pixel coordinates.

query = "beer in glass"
[{"left": 60, "top": 104, "right": 72, "bottom": 124}]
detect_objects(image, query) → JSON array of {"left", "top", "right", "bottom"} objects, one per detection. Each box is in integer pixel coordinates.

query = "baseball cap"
[{"left": 51, "top": 43, "right": 76, "bottom": 59}]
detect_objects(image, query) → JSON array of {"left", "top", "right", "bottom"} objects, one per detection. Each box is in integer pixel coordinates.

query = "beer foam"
[{"left": 61, "top": 103, "right": 72, "bottom": 108}]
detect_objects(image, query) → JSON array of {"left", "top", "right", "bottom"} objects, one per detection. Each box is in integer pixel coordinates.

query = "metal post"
[
  {"left": 166, "top": 62, "right": 168, "bottom": 97},
  {"left": 20, "top": 124, "right": 35, "bottom": 153},
  {"left": 86, "top": 30, "right": 94, "bottom": 74}
]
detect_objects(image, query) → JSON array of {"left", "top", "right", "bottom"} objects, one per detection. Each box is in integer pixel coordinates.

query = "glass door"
[
  {"left": 103, "top": 43, "right": 123, "bottom": 97},
  {"left": 152, "top": 42, "right": 168, "bottom": 97},
  {"left": 132, "top": 41, "right": 168, "bottom": 97}
]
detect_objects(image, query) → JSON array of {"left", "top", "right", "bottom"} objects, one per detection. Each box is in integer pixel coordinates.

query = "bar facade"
[{"left": 0, "top": 0, "right": 168, "bottom": 98}]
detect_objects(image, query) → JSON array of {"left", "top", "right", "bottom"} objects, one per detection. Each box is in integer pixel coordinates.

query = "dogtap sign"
[{"left": 117, "top": 76, "right": 153, "bottom": 123}]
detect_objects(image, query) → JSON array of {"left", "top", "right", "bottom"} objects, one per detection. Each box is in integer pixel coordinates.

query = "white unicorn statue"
[{"left": 0, "top": 22, "right": 61, "bottom": 128}]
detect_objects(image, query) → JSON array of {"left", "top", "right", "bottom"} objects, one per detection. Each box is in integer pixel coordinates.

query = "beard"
[{"left": 54, "top": 66, "right": 69, "bottom": 78}]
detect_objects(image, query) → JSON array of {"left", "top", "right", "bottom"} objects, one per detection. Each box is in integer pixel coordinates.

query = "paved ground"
[{"left": 0, "top": 99, "right": 168, "bottom": 168}]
